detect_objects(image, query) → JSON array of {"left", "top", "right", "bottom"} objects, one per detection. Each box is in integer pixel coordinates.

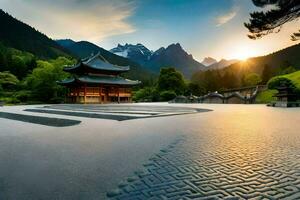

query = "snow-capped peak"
[{"left": 110, "top": 43, "right": 152, "bottom": 62}]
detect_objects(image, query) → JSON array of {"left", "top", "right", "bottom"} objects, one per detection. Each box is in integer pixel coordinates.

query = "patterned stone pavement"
[
  {"left": 107, "top": 130, "right": 300, "bottom": 199},
  {"left": 1, "top": 104, "right": 300, "bottom": 199},
  {"left": 24, "top": 104, "right": 211, "bottom": 121}
]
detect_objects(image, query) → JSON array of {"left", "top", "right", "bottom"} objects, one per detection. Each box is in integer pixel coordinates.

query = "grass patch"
[
  {"left": 256, "top": 90, "right": 277, "bottom": 104},
  {"left": 280, "top": 70, "right": 300, "bottom": 88}
]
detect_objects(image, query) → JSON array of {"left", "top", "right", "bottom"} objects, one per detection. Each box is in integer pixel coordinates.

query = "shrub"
[
  {"left": 6, "top": 97, "right": 21, "bottom": 104},
  {"left": 133, "top": 87, "right": 159, "bottom": 102},
  {"left": 255, "top": 90, "right": 277, "bottom": 103},
  {"left": 159, "top": 90, "right": 177, "bottom": 101},
  {"left": 14, "top": 90, "right": 31, "bottom": 102},
  {"left": 0, "top": 71, "right": 19, "bottom": 90},
  {"left": 267, "top": 77, "right": 295, "bottom": 90}
]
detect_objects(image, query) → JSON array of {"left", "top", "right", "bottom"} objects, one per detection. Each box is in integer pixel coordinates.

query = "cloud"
[
  {"left": 0, "top": 0, "right": 137, "bottom": 43},
  {"left": 216, "top": 7, "right": 238, "bottom": 27}
]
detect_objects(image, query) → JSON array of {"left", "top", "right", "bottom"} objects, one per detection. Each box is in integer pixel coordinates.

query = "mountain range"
[
  {"left": 1, "top": 8, "right": 300, "bottom": 82},
  {"left": 109, "top": 43, "right": 206, "bottom": 78},
  {"left": 58, "top": 40, "right": 207, "bottom": 78}
]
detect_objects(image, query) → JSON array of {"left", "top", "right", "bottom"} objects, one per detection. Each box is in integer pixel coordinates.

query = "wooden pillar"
[
  {"left": 76, "top": 87, "right": 79, "bottom": 103},
  {"left": 84, "top": 84, "right": 87, "bottom": 104},
  {"left": 129, "top": 89, "right": 132, "bottom": 103},
  {"left": 103, "top": 87, "right": 107, "bottom": 103},
  {"left": 99, "top": 86, "right": 102, "bottom": 104},
  {"left": 118, "top": 87, "right": 120, "bottom": 104}
]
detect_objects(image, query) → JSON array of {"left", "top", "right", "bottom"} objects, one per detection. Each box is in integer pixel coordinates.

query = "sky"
[{"left": 0, "top": 0, "right": 299, "bottom": 61}]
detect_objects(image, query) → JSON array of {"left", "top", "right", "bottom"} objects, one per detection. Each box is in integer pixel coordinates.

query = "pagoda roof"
[
  {"left": 64, "top": 52, "right": 130, "bottom": 73},
  {"left": 58, "top": 75, "right": 141, "bottom": 86}
]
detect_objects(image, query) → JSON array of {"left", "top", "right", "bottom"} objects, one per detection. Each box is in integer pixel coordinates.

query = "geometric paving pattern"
[
  {"left": 107, "top": 132, "right": 300, "bottom": 199},
  {"left": 24, "top": 105, "right": 211, "bottom": 121}
]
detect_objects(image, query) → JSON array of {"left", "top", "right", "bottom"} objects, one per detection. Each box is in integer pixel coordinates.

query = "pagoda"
[
  {"left": 58, "top": 53, "right": 141, "bottom": 104},
  {"left": 273, "top": 82, "right": 299, "bottom": 107}
]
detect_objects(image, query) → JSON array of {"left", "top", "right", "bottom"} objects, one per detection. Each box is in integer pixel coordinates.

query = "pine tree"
[{"left": 245, "top": 0, "right": 300, "bottom": 40}]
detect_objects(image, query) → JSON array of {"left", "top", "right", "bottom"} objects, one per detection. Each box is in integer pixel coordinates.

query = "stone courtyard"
[{"left": 0, "top": 104, "right": 299, "bottom": 199}]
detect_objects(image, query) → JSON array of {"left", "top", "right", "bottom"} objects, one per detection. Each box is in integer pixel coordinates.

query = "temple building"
[
  {"left": 58, "top": 53, "right": 141, "bottom": 103},
  {"left": 273, "top": 83, "right": 299, "bottom": 107}
]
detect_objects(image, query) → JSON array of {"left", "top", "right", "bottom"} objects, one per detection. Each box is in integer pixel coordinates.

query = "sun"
[
  {"left": 235, "top": 48, "right": 252, "bottom": 61},
  {"left": 232, "top": 45, "right": 258, "bottom": 61}
]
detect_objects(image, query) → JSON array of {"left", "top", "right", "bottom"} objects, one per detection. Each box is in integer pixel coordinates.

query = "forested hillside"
[{"left": 0, "top": 9, "right": 71, "bottom": 59}]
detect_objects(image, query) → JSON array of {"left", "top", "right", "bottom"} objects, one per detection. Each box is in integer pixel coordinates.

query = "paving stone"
[{"left": 107, "top": 133, "right": 300, "bottom": 199}]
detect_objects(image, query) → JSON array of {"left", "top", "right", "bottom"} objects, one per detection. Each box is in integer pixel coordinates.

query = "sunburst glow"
[{"left": 232, "top": 45, "right": 258, "bottom": 61}]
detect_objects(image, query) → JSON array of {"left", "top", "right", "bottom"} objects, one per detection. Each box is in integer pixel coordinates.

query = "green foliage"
[
  {"left": 268, "top": 71, "right": 300, "bottom": 94},
  {"left": 0, "top": 71, "right": 19, "bottom": 90},
  {"left": 25, "top": 57, "right": 73, "bottom": 102},
  {"left": 159, "top": 90, "right": 177, "bottom": 101},
  {"left": 13, "top": 90, "right": 31, "bottom": 102},
  {"left": 186, "top": 82, "right": 204, "bottom": 96},
  {"left": 157, "top": 68, "right": 186, "bottom": 95},
  {"left": 0, "top": 42, "right": 37, "bottom": 79},
  {"left": 267, "top": 77, "right": 295, "bottom": 90},
  {"left": 243, "top": 73, "right": 262, "bottom": 86},
  {"left": 133, "top": 87, "right": 158, "bottom": 102},
  {"left": 5, "top": 97, "right": 20, "bottom": 104},
  {"left": 281, "top": 70, "right": 300, "bottom": 88},
  {"left": 133, "top": 67, "right": 186, "bottom": 102},
  {"left": 255, "top": 89, "right": 277, "bottom": 104},
  {"left": 278, "top": 66, "right": 297, "bottom": 75}
]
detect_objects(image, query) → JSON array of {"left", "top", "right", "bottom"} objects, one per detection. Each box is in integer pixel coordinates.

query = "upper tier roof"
[{"left": 64, "top": 52, "right": 130, "bottom": 73}]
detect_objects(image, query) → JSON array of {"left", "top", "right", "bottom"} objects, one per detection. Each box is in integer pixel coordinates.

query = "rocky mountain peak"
[{"left": 201, "top": 57, "right": 218, "bottom": 66}]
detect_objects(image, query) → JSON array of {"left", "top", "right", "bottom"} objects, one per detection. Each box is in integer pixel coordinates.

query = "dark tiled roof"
[
  {"left": 58, "top": 75, "right": 140, "bottom": 86},
  {"left": 64, "top": 53, "right": 130, "bottom": 73}
]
